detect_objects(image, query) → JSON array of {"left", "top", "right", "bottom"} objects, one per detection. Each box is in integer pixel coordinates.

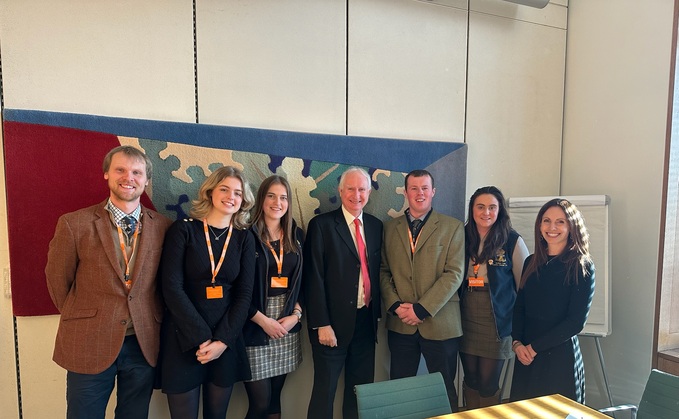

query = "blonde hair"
[{"left": 190, "top": 166, "right": 254, "bottom": 229}]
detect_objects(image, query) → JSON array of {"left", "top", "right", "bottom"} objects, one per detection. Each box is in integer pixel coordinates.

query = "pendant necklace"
[{"left": 209, "top": 225, "right": 229, "bottom": 241}]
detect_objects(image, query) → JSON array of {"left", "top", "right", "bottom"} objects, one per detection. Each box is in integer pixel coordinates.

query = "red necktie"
[{"left": 354, "top": 218, "right": 371, "bottom": 306}]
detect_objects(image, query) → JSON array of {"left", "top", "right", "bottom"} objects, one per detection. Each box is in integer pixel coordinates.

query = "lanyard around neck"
[
  {"left": 265, "top": 236, "right": 284, "bottom": 277},
  {"left": 407, "top": 226, "right": 420, "bottom": 255},
  {"left": 203, "top": 219, "right": 233, "bottom": 285},
  {"left": 116, "top": 223, "right": 140, "bottom": 290}
]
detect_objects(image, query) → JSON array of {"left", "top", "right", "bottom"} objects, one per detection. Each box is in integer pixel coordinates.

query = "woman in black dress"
[
  {"left": 159, "top": 166, "right": 255, "bottom": 419},
  {"left": 510, "top": 198, "right": 595, "bottom": 404},
  {"left": 460, "top": 186, "right": 528, "bottom": 408},
  {"left": 243, "top": 175, "right": 304, "bottom": 419}
]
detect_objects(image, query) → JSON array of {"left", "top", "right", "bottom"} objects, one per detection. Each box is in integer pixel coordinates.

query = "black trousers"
[
  {"left": 388, "top": 330, "right": 461, "bottom": 412},
  {"left": 307, "top": 307, "right": 375, "bottom": 419}
]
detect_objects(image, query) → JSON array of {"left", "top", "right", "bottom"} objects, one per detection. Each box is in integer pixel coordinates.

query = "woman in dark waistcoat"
[
  {"left": 159, "top": 166, "right": 255, "bottom": 419},
  {"left": 510, "top": 198, "right": 595, "bottom": 404},
  {"left": 460, "top": 186, "right": 529, "bottom": 409},
  {"left": 243, "top": 175, "right": 304, "bottom": 419}
]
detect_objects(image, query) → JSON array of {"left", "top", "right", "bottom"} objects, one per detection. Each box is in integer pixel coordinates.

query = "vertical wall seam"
[
  {"left": 463, "top": 0, "right": 470, "bottom": 144},
  {"left": 13, "top": 316, "right": 22, "bottom": 419},
  {"left": 558, "top": 4, "right": 569, "bottom": 196},
  {"left": 0, "top": 39, "right": 23, "bottom": 419},
  {"left": 0, "top": 44, "right": 4, "bottom": 109},
  {"left": 345, "top": 0, "right": 350, "bottom": 136},
  {"left": 194, "top": 0, "right": 199, "bottom": 124}
]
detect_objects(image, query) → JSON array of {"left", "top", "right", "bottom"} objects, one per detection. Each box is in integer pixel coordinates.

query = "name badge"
[
  {"left": 271, "top": 276, "right": 289, "bottom": 288},
  {"left": 468, "top": 276, "right": 485, "bottom": 287},
  {"left": 206, "top": 285, "right": 224, "bottom": 299}
]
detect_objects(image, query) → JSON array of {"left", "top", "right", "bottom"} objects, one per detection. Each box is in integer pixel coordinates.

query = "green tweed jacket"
[{"left": 379, "top": 210, "right": 465, "bottom": 340}]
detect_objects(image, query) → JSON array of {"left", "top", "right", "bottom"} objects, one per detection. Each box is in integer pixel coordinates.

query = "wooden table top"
[{"left": 430, "top": 394, "right": 611, "bottom": 419}]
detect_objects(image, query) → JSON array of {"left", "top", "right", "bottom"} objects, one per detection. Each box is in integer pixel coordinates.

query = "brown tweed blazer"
[{"left": 45, "top": 200, "right": 172, "bottom": 374}]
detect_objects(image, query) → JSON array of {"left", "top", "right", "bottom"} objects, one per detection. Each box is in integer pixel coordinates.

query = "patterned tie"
[
  {"left": 411, "top": 219, "right": 422, "bottom": 242},
  {"left": 122, "top": 216, "right": 137, "bottom": 239},
  {"left": 354, "top": 218, "right": 371, "bottom": 306}
]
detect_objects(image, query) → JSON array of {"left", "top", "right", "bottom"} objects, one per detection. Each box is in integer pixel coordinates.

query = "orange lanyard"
[
  {"left": 265, "top": 236, "right": 284, "bottom": 277},
  {"left": 407, "top": 227, "right": 420, "bottom": 255},
  {"left": 473, "top": 263, "right": 480, "bottom": 278},
  {"left": 116, "top": 222, "right": 140, "bottom": 290},
  {"left": 203, "top": 219, "right": 233, "bottom": 285}
]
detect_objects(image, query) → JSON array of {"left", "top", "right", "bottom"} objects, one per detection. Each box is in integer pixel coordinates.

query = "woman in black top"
[
  {"left": 159, "top": 166, "right": 255, "bottom": 419},
  {"left": 243, "top": 175, "right": 304, "bottom": 419},
  {"left": 510, "top": 198, "right": 595, "bottom": 403}
]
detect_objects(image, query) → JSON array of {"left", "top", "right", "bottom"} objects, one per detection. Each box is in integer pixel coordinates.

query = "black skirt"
[{"left": 158, "top": 314, "right": 252, "bottom": 393}]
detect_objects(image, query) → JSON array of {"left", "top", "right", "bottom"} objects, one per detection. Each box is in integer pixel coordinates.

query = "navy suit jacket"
[{"left": 303, "top": 207, "right": 382, "bottom": 345}]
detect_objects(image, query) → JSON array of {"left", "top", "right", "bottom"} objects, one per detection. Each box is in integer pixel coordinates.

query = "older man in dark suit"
[
  {"left": 304, "top": 166, "right": 383, "bottom": 419},
  {"left": 45, "top": 145, "right": 172, "bottom": 419}
]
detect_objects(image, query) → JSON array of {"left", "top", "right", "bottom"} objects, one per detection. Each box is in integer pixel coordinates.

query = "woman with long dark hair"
[
  {"left": 510, "top": 198, "right": 595, "bottom": 403},
  {"left": 159, "top": 166, "right": 255, "bottom": 419},
  {"left": 243, "top": 175, "right": 304, "bottom": 419},
  {"left": 459, "top": 186, "right": 529, "bottom": 408}
]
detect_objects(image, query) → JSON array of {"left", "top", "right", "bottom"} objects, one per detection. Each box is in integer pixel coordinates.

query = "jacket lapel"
[
  {"left": 413, "top": 211, "right": 438, "bottom": 254},
  {"left": 395, "top": 216, "right": 411, "bottom": 255},
  {"left": 364, "top": 216, "right": 380, "bottom": 260},
  {"left": 94, "top": 203, "right": 125, "bottom": 282},
  {"left": 335, "top": 209, "right": 359, "bottom": 261},
  {"left": 128, "top": 206, "right": 154, "bottom": 289}
]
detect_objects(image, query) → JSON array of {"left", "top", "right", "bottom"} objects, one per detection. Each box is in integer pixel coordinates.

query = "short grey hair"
[{"left": 338, "top": 167, "right": 371, "bottom": 190}]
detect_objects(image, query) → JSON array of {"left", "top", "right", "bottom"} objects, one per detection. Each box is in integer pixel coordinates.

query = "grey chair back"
[
  {"left": 638, "top": 369, "right": 679, "bottom": 418},
  {"left": 354, "top": 372, "right": 452, "bottom": 419},
  {"left": 599, "top": 369, "right": 679, "bottom": 419}
]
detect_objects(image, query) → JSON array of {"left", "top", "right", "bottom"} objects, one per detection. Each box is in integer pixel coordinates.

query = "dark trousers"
[
  {"left": 66, "top": 335, "right": 155, "bottom": 419},
  {"left": 388, "top": 330, "right": 460, "bottom": 412},
  {"left": 307, "top": 307, "right": 375, "bottom": 419}
]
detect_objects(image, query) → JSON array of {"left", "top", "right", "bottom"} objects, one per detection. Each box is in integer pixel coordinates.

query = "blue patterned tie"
[{"left": 123, "top": 216, "right": 137, "bottom": 239}]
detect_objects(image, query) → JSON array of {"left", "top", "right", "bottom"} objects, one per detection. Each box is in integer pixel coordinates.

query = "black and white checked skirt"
[{"left": 245, "top": 294, "right": 302, "bottom": 381}]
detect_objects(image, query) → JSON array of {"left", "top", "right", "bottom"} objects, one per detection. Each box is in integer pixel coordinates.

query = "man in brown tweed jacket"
[{"left": 45, "top": 145, "right": 172, "bottom": 419}]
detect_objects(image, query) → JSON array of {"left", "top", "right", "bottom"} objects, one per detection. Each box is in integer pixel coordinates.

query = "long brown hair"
[
  {"left": 520, "top": 198, "right": 592, "bottom": 288},
  {"left": 251, "top": 175, "right": 299, "bottom": 253},
  {"left": 465, "top": 186, "right": 511, "bottom": 263}
]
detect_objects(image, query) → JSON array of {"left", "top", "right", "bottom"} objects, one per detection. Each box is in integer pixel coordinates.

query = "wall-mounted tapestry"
[{"left": 2, "top": 109, "right": 466, "bottom": 316}]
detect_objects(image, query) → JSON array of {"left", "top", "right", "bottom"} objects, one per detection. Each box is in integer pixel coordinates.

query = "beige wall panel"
[
  {"left": 411, "top": 0, "right": 469, "bottom": 11},
  {"left": 466, "top": 11, "right": 565, "bottom": 197},
  {"left": 0, "top": 125, "right": 19, "bottom": 419},
  {"left": 15, "top": 316, "right": 67, "bottom": 418},
  {"left": 15, "top": 313, "right": 172, "bottom": 418},
  {"left": 0, "top": 0, "right": 195, "bottom": 121},
  {"left": 472, "top": 0, "right": 567, "bottom": 29},
  {"left": 196, "top": 0, "right": 347, "bottom": 134},
  {"left": 562, "top": 0, "right": 673, "bottom": 406},
  {"left": 347, "top": 0, "right": 467, "bottom": 141}
]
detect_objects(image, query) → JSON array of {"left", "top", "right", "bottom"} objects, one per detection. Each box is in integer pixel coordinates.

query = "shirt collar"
[
  {"left": 341, "top": 205, "right": 364, "bottom": 226},
  {"left": 405, "top": 208, "right": 432, "bottom": 223},
  {"left": 106, "top": 199, "right": 142, "bottom": 225}
]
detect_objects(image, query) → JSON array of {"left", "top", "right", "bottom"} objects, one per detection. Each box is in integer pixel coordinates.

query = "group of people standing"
[
  {"left": 459, "top": 188, "right": 595, "bottom": 409},
  {"left": 46, "top": 147, "right": 303, "bottom": 419},
  {"left": 45, "top": 145, "right": 595, "bottom": 419}
]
